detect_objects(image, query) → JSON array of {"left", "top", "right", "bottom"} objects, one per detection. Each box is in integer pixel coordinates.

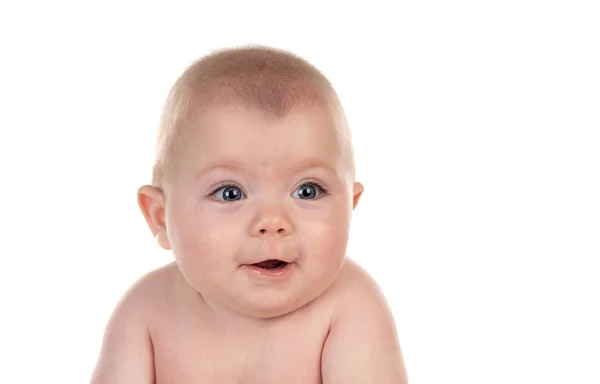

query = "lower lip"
[{"left": 242, "top": 262, "right": 295, "bottom": 278}]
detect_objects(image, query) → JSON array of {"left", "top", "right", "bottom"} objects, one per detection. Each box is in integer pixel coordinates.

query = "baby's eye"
[
  {"left": 292, "top": 183, "right": 324, "bottom": 200},
  {"left": 211, "top": 185, "right": 246, "bottom": 201}
]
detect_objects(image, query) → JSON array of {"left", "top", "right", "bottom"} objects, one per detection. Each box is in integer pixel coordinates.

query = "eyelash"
[
  {"left": 207, "top": 180, "right": 329, "bottom": 197},
  {"left": 302, "top": 179, "right": 329, "bottom": 196},
  {"left": 207, "top": 182, "right": 242, "bottom": 197}
]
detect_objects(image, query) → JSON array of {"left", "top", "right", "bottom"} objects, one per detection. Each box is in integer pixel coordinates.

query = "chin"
[{"left": 237, "top": 291, "right": 314, "bottom": 319}]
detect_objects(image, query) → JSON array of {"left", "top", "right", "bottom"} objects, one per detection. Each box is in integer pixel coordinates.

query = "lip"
[{"left": 241, "top": 262, "right": 296, "bottom": 281}]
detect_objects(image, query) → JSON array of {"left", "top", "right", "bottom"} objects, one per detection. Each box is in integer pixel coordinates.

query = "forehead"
[{"left": 175, "top": 102, "right": 344, "bottom": 176}]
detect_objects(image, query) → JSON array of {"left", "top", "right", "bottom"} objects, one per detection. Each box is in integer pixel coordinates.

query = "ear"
[
  {"left": 137, "top": 185, "right": 171, "bottom": 250},
  {"left": 352, "top": 182, "right": 364, "bottom": 210}
]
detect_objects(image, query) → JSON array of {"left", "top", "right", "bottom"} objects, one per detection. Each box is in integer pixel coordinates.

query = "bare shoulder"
[
  {"left": 106, "top": 262, "right": 179, "bottom": 319},
  {"left": 125, "top": 261, "right": 182, "bottom": 306},
  {"left": 90, "top": 262, "right": 179, "bottom": 384},
  {"left": 323, "top": 258, "right": 391, "bottom": 311},
  {"left": 321, "top": 258, "right": 408, "bottom": 384},
  {"left": 332, "top": 258, "right": 380, "bottom": 293}
]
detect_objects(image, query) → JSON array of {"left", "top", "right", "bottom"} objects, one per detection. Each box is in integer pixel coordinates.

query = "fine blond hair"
[{"left": 152, "top": 45, "right": 354, "bottom": 187}]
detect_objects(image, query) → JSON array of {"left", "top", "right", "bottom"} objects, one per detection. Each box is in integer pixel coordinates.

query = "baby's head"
[{"left": 138, "top": 46, "right": 363, "bottom": 319}]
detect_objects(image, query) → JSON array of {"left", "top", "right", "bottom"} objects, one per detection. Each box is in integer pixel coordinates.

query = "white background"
[{"left": 1, "top": 1, "right": 598, "bottom": 383}]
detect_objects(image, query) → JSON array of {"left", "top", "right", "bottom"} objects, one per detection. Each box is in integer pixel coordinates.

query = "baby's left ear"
[{"left": 352, "top": 182, "right": 364, "bottom": 209}]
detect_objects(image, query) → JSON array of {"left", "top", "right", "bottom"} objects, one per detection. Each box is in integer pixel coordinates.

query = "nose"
[{"left": 251, "top": 206, "right": 293, "bottom": 237}]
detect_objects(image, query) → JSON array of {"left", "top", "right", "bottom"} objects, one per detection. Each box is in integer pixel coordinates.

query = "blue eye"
[
  {"left": 211, "top": 185, "right": 245, "bottom": 201},
  {"left": 292, "top": 183, "right": 324, "bottom": 200}
]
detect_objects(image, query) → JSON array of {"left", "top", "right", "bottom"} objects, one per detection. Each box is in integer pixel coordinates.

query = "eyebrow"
[
  {"left": 194, "top": 160, "right": 337, "bottom": 179},
  {"left": 194, "top": 161, "right": 248, "bottom": 179}
]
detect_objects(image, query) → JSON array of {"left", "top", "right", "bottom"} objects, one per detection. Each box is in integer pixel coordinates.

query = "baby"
[{"left": 91, "top": 46, "right": 407, "bottom": 383}]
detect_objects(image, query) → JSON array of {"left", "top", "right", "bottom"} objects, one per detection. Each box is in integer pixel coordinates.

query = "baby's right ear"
[{"left": 137, "top": 185, "right": 171, "bottom": 250}]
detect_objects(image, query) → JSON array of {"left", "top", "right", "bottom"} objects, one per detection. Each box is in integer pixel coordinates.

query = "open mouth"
[{"left": 251, "top": 259, "right": 288, "bottom": 270}]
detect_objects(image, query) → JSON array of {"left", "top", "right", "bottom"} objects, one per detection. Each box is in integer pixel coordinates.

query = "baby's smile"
[
  {"left": 251, "top": 259, "right": 288, "bottom": 270},
  {"left": 241, "top": 259, "right": 295, "bottom": 280}
]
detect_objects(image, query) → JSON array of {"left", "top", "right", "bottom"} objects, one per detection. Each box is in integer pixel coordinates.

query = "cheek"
[
  {"left": 166, "top": 202, "right": 244, "bottom": 265},
  {"left": 297, "top": 199, "right": 351, "bottom": 255}
]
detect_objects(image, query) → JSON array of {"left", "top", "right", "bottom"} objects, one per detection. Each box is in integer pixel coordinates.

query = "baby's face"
[{"left": 162, "top": 102, "right": 360, "bottom": 319}]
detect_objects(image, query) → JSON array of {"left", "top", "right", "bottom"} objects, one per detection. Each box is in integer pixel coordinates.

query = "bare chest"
[{"left": 151, "top": 314, "right": 329, "bottom": 384}]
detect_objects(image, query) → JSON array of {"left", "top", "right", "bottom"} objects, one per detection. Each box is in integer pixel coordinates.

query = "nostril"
[{"left": 258, "top": 228, "right": 287, "bottom": 235}]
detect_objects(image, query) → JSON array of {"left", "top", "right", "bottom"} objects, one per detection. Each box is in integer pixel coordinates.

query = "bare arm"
[
  {"left": 321, "top": 263, "right": 408, "bottom": 384},
  {"left": 90, "top": 276, "right": 155, "bottom": 384}
]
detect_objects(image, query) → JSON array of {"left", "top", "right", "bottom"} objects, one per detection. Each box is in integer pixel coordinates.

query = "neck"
[{"left": 198, "top": 292, "right": 278, "bottom": 333}]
